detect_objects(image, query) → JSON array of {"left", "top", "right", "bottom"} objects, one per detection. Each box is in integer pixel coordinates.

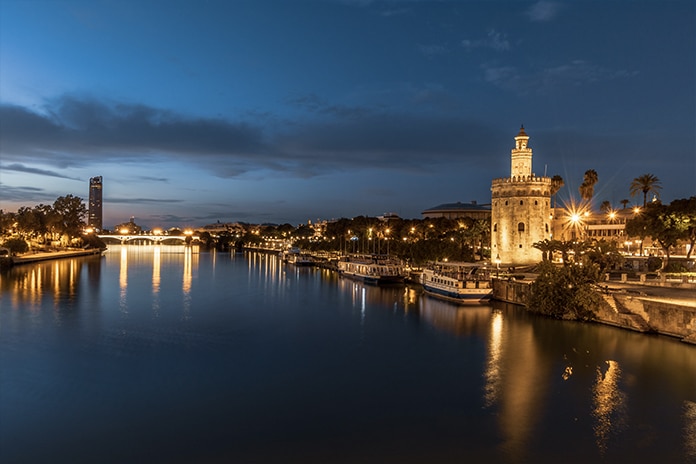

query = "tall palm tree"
[
  {"left": 620, "top": 199, "right": 630, "bottom": 209},
  {"left": 630, "top": 173, "right": 662, "bottom": 207},
  {"left": 579, "top": 169, "right": 598, "bottom": 203},
  {"left": 550, "top": 175, "right": 564, "bottom": 209}
]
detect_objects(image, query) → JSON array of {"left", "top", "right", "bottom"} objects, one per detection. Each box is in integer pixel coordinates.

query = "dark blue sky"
[{"left": 1, "top": 0, "right": 694, "bottom": 228}]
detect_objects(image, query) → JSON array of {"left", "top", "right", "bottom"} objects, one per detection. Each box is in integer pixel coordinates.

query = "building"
[
  {"left": 421, "top": 201, "right": 491, "bottom": 221},
  {"left": 88, "top": 176, "right": 103, "bottom": 231},
  {"left": 491, "top": 127, "right": 552, "bottom": 265}
]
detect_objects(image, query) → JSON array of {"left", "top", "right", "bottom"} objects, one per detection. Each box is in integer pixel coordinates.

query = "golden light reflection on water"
[
  {"left": 484, "top": 310, "right": 503, "bottom": 407},
  {"left": 592, "top": 360, "right": 626, "bottom": 455},
  {"left": 119, "top": 246, "right": 128, "bottom": 314}
]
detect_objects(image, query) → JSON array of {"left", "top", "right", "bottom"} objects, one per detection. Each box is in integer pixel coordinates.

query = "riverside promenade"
[{"left": 7, "top": 248, "right": 103, "bottom": 266}]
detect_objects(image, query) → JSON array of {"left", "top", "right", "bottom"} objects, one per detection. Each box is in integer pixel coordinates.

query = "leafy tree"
[
  {"left": 53, "top": 195, "right": 87, "bottom": 239},
  {"left": 625, "top": 202, "right": 682, "bottom": 269},
  {"left": 630, "top": 173, "right": 662, "bottom": 207},
  {"left": 600, "top": 201, "right": 612, "bottom": 213},
  {"left": 666, "top": 197, "right": 696, "bottom": 259},
  {"left": 620, "top": 199, "right": 630, "bottom": 209},
  {"left": 527, "top": 261, "right": 601, "bottom": 321},
  {"left": 532, "top": 239, "right": 555, "bottom": 262}
]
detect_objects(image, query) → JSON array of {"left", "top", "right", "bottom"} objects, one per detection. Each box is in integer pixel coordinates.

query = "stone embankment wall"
[{"left": 493, "top": 278, "right": 696, "bottom": 345}]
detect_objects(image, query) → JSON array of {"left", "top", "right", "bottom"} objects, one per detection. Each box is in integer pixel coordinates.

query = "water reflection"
[
  {"left": 593, "top": 360, "right": 626, "bottom": 455},
  {"left": 484, "top": 309, "right": 503, "bottom": 407}
]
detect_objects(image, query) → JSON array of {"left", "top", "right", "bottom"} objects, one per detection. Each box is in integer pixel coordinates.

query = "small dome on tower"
[{"left": 517, "top": 125, "right": 527, "bottom": 137}]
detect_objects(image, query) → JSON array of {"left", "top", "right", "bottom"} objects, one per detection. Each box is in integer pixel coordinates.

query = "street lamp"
[{"left": 495, "top": 254, "right": 501, "bottom": 278}]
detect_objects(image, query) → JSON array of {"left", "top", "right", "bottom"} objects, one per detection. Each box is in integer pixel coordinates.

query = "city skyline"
[{"left": 1, "top": 0, "right": 694, "bottom": 228}]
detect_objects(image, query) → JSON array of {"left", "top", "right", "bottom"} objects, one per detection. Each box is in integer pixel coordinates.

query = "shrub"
[
  {"left": 527, "top": 261, "right": 601, "bottom": 321},
  {"left": 2, "top": 237, "right": 29, "bottom": 255}
]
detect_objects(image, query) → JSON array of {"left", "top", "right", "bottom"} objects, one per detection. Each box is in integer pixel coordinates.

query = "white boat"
[
  {"left": 282, "top": 248, "right": 315, "bottom": 266},
  {"left": 421, "top": 263, "right": 492, "bottom": 304},
  {"left": 337, "top": 254, "right": 405, "bottom": 284}
]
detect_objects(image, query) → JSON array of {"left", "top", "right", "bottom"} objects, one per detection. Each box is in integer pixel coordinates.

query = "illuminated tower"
[
  {"left": 88, "top": 176, "right": 103, "bottom": 231},
  {"left": 491, "top": 127, "right": 551, "bottom": 265}
]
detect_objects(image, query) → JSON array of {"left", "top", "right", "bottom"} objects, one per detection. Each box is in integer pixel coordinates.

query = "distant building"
[
  {"left": 88, "top": 176, "right": 103, "bottom": 231},
  {"left": 421, "top": 201, "right": 490, "bottom": 220},
  {"left": 491, "top": 127, "right": 552, "bottom": 265}
]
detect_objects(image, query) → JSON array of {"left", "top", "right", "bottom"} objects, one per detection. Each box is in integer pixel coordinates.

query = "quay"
[
  {"left": 493, "top": 276, "right": 696, "bottom": 345},
  {"left": 5, "top": 248, "right": 103, "bottom": 266}
]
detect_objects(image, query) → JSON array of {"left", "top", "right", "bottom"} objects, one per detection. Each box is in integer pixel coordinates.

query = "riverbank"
[
  {"left": 3, "top": 248, "right": 104, "bottom": 267},
  {"left": 493, "top": 276, "right": 696, "bottom": 345}
]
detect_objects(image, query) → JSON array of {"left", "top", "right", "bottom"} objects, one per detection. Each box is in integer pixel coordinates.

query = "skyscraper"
[{"left": 88, "top": 176, "right": 103, "bottom": 231}]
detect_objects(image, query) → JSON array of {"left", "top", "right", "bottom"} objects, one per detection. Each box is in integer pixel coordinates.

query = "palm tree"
[
  {"left": 620, "top": 199, "right": 630, "bottom": 209},
  {"left": 600, "top": 201, "right": 612, "bottom": 214},
  {"left": 579, "top": 169, "right": 598, "bottom": 203},
  {"left": 550, "top": 175, "right": 564, "bottom": 209},
  {"left": 630, "top": 173, "right": 662, "bottom": 207}
]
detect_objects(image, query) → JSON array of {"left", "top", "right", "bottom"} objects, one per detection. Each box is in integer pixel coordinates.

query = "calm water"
[{"left": 1, "top": 245, "right": 695, "bottom": 464}]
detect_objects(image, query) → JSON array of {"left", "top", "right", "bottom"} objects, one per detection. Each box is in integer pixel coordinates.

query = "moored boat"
[
  {"left": 421, "top": 263, "right": 492, "bottom": 304},
  {"left": 337, "top": 254, "right": 405, "bottom": 285}
]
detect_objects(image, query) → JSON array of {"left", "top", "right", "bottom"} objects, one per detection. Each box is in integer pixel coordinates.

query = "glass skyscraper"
[{"left": 88, "top": 176, "right": 103, "bottom": 231}]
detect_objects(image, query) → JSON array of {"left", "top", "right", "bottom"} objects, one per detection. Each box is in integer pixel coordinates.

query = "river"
[{"left": 1, "top": 245, "right": 694, "bottom": 463}]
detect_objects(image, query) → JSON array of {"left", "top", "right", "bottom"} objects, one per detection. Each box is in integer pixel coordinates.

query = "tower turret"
[{"left": 511, "top": 125, "right": 532, "bottom": 178}]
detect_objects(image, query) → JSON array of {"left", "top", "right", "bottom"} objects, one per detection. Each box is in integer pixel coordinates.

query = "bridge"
[{"left": 98, "top": 234, "right": 200, "bottom": 244}]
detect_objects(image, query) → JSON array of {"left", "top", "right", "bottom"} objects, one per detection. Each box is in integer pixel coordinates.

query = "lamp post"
[{"left": 495, "top": 254, "right": 501, "bottom": 278}]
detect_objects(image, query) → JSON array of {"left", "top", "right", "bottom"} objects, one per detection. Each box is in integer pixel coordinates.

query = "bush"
[
  {"left": 2, "top": 237, "right": 29, "bottom": 255},
  {"left": 527, "top": 261, "right": 601, "bottom": 321}
]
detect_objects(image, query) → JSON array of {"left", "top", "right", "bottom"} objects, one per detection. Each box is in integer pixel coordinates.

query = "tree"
[
  {"left": 600, "top": 201, "right": 612, "bottom": 214},
  {"left": 550, "top": 175, "right": 564, "bottom": 208},
  {"left": 579, "top": 169, "right": 598, "bottom": 203},
  {"left": 527, "top": 261, "right": 601, "bottom": 321},
  {"left": 620, "top": 199, "right": 630, "bottom": 209},
  {"left": 52, "top": 195, "right": 87, "bottom": 240},
  {"left": 625, "top": 202, "right": 682, "bottom": 269},
  {"left": 630, "top": 173, "right": 662, "bottom": 207},
  {"left": 667, "top": 197, "right": 696, "bottom": 259}
]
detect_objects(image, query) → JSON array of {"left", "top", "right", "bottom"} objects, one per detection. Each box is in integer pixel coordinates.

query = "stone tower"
[{"left": 491, "top": 127, "right": 552, "bottom": 265}]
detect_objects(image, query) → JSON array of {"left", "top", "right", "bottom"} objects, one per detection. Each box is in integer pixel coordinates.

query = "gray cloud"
[
  {"left": 462, "top": 29, "right": 510, "bottom": 52},
  {"left": 1, "top": 163, "right": 82, "bottom": 180},
  {"left": 526, "top": 1, "right": 562, "bottom": 22},
  {"left": 0, "top": 184, "right": 56, "bottom": 203},
  {"left": 482, "top": 60, "right": 638, "bottom": 94},
  {"left": 1, "top": 95, "right": 505, "bottom": 180}
]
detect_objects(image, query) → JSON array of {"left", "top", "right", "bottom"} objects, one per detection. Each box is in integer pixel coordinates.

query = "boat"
[
  {"left": 337, "top": 254, "right": 405, "bottom": 285},
  {"left": 282, "top": 248, "right": 315, "bottom": 266},
  {"left": 420, "top": 263, "right": 493, "bottom": 304}
]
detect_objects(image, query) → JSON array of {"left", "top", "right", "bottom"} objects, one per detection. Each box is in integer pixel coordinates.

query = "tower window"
[
  {"left": 493, "top": 224, "right": 498, "bottom": 232},
  {"left": 545, "top": 224, "right": 549, "bottom": 233},
  {"left": 535, "top": 200, "right": 538, "bottom": 205},
  {"left": 518, "top": 222, "right": 525, "bottom": 232},
  {"left": 505, "top": 200, "right": 508, "bottom": 206},
  {"left": 520, "top": 200, "right": 524, "bottom": 205}
]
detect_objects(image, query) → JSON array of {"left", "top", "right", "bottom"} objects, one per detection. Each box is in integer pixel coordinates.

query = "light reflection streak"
[
  {"left": 182, "top": 246, "right": 192, "bottom": 320},
  {"left": 152, "top": 246, "right": 161, "bottom": 316},
  {"left": 484, "top": 309, "right": 503, "bottom": 407},
  {"left": 119, "top": 246, "right": 128, "bottom": 314},
  {"left": 592, "top": 360, "right": 626, "bottom": 455}
]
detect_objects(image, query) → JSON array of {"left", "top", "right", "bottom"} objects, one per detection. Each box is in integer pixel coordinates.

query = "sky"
[{"left": 1, "top": 0, "right": 694, "bottom": 229}]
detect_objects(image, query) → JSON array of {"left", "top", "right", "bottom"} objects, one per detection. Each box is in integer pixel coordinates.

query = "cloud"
[
  {"left": 1, "top": 163, "right": 82, "bottom": 180},
  {"left": 0, "top": 183, "right": 56, "bottom": 203},
  {"left": 0, "top": 94, "right": 507, "bottom": 183},
  {"left": 106, "top": 197, "right": 185, "bottom": 204},
  {"left": 526, "top": 1, "right": 562, "bottom": 22},
  {"left": 462, "top": 29, "right": 510, "bottom": 52},
  {"left": 481, "top": 60, "right": 638, "bottom": 94}
]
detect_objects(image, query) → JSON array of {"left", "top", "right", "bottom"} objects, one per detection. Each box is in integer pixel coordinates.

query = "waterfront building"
[
  {"left": 421, "top": 201, "right": 491, "bottom": 221},
  {"left": 491, "top": 127, "right": 552, "bottom": 265},
  {"left": 88, "top": 176, "right": 103, "bottom": 231}
]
